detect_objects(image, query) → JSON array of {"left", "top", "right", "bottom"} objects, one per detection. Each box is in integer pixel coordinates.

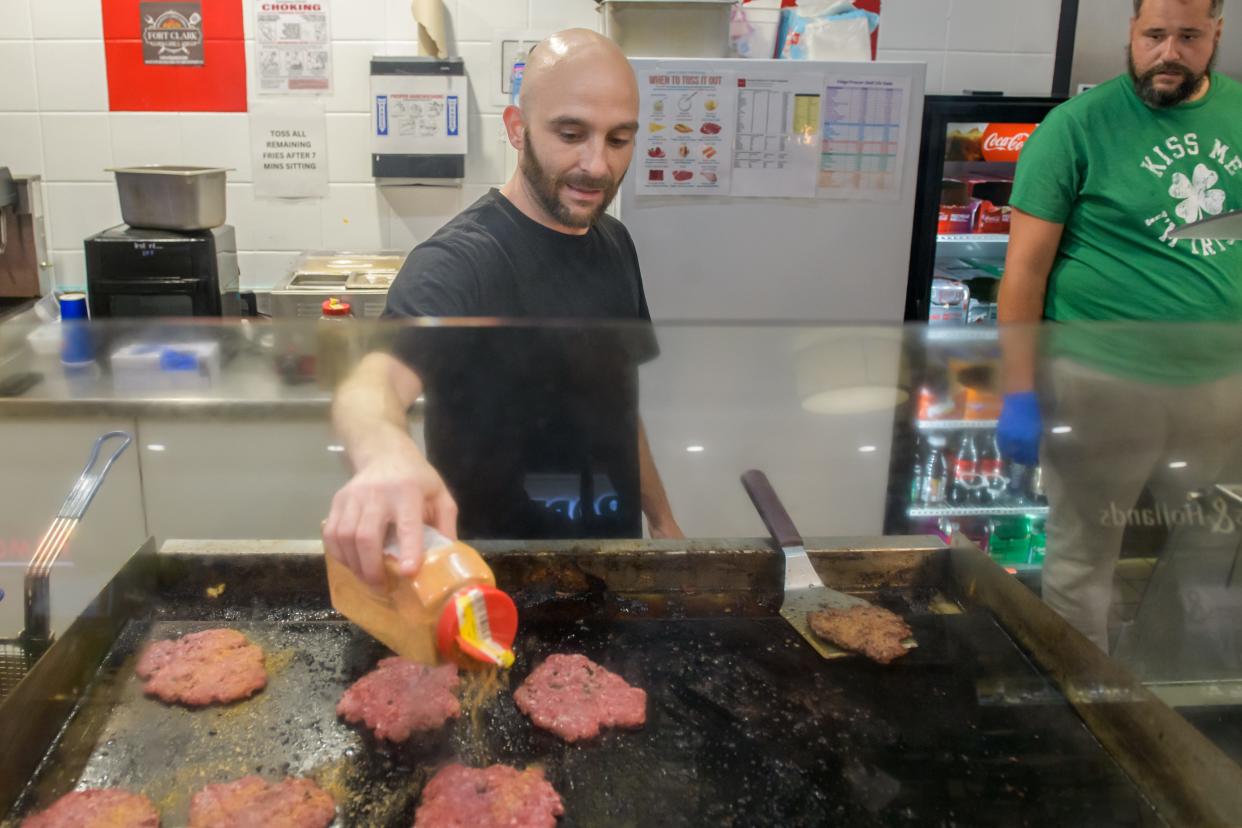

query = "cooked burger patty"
[
  {"left": 412, "top": 764, "right": 563, "bottom": 828},
  {"left": 336, "top": 657, "right": 460, "bottom": 742},
  {"left": 807, "top": 605, "right": 914, "bottom": 664},
  {"left": 22, "top": 788, "right": 159, "bottom": 828},
  {"left": 188, "top": 776, "right": 335, "bottom": 828},
  {"left": 513, "top": 653, "right": 646, "bottom": 742},
  {"left": 136, "top": 628, "right": 267, "bottom": 707}
]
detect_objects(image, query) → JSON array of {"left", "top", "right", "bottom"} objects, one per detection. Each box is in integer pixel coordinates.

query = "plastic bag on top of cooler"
[{"left": 777, "top": 0, "right": 880, "bottom": 61}]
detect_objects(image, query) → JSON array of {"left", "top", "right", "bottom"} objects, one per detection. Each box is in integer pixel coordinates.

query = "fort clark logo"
[{"left": 141, "top": 3, "right": 205, "bottom": 66}]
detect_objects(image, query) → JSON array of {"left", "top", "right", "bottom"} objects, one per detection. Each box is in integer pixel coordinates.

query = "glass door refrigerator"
[{"left": 886, "top": 95, "right": 1064, "bottom": 574}]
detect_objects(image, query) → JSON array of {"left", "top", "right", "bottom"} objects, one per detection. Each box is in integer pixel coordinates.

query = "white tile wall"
[
  {"left": 876, "top": 48, "right": 947, "bottom": 93},
  {"left": 0, "top": 0, "right": 33, "bottom": 39},
  {"left": 332, "top": 0, "right": 391, "bottom": 41},
  {"left": 878, "top": 0, "right": 951, "bottom": 52},
  {"left": 325, "top": 113, "right": 373, "bottom": 183},
  {"left": 41, "top": 113, "right": 111, "bottom": 180},
  {"left": 942, "top": 51, "right": 1013, "bottom": 95},
  {"left": 1, "top": 0, "right": 1061, "bottom": 290},
  {"left": 109, "top": 113, "right": 184, "bottom": 168},
  {"left": 29, "top": 0, "right": 102, "bottom": 40},
  {"left": 0, "top": 113, "right": 42, "bottom": 175},
  {"left": 1009, "top": 53, "right": 1058, "bottom": 96},
  {"left": 529, "top": 0, "right": 602, "bottom": 33},
  {"left": 34, "top": 40, "right": 107, "bottom": 111},
  {"left": 0, "top": 42, "right": 37, "bottom": 110},
  {"left": 385, "top": 0, "right": 430, "bottom": 43},
  {"left": 44, "top": 182, "right": 121, "bottom": 249},
  {"left": 181, "top": 113, "right": 255, "bottom": 180},
  {"left": 322, "top": 184, "right": 390, "bottom": 249},
  {"left": 455, "top": 0, "right": 528, "bottom": 43}
]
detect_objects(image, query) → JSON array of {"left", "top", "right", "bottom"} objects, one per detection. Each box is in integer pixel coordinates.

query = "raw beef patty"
[
  {"left": 807, "top": 605, "right": 914, "bottom": 664},
  {"left": 22, "top": 788, "right": 159, "bottom": 828},
  {"left": 136, "top": 628, "right": 267, "bottom": 706},
  {"left": 188, "top": 776, "right": 335, "bottom": 828},
  {"left": 412, "top": 764, "right": 563, "bottom": 828},
  {"left": 336, "top": 657, "right": 460, "bottom": 742},
  {"left": 513, "top": 653, "right": 646, "bottom": 742}
]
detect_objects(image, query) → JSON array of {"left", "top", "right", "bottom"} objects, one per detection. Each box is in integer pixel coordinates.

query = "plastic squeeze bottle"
[{"left": 326, "top": 526, "right": 517, "bottom": 669}]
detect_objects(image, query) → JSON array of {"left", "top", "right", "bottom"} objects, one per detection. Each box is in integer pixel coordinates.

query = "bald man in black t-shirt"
[{"left": 323, "top": 29, "right": 681, "bottom": 587}]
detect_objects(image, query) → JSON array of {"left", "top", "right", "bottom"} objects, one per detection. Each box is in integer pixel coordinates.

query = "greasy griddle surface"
[{"left": 6, "top": 600, "right": 1161, "bottom": 827}]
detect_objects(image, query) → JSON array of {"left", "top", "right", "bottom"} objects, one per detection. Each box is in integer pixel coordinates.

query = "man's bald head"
[
  {"left": 519, "top": 29, "right": 638, "bottom": 116},
  {"left": 500, "top": 28, "right": 640, "bottom": 233}
]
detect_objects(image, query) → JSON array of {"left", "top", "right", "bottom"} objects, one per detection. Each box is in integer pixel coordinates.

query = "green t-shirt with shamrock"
[{"left": 1011, "top": 72, "right": 1242, "bottom": 382}]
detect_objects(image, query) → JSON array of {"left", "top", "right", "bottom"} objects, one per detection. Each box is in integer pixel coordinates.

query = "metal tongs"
[{"left": 22, "top": 431, "right": 133, "bottom": 648}]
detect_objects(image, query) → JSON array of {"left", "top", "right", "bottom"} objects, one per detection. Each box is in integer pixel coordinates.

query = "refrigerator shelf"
[
  {"left": 917, "top": 419, "right": 998, "bottom": 431},
  {"left": 908, "top": 505, "right": 1050, "bottom": 518},
  {"left": 925, "top": 326, "right": 999, "bottom": 343},
  {"left": 936, "top": 234, "right": 1011, "bottom": 257}
]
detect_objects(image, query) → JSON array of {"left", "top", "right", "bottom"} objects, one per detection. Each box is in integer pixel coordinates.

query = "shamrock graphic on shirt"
[{"left": 1170, "top": 163, "right": 1227, "bottom": 224}]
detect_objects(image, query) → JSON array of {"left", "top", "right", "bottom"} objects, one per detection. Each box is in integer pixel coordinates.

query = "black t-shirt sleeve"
[
  {"left": 383, "top": 238, "right": 482, "bottom": 319},
  {"left": 382, "top": 237, "right": 487, "bottom": 379}
]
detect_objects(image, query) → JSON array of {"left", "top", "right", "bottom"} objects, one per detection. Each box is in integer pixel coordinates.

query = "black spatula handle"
[{"left": 741, "top": 469, "right": 803, "bottom": 549}]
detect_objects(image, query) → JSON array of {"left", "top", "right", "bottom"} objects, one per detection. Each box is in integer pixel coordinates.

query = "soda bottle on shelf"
[
  {"left": 1028, "top": 465, "right": 1048, "bottom": 506},
  {"left": 1029, "top": 516, "right": 1047, "bottom": 565},
  {"left": 990, "top": 516, "right": 1032, "bottom": 567},
  {"left": 1006, "top": 459, "right": 1030, "bottom": 506},
  {"left": 950, "top": 432, "right": 978, "bottom": 506},
  {"left": 921, "top": 435, "right": 950, "bottom": 506},
  {"left": 909, "top": 437, "right": 926, "bottom": 506},
  {"left": 977, "top": 432, "right": 1004, "bottom": 506}
]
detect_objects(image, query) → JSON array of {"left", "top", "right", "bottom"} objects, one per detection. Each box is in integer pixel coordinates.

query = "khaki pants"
[{"left": 1040, "top": 359, "right": 1242, "bottom": 651}]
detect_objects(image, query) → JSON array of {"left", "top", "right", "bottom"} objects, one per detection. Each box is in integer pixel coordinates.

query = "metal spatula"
[
  {"left": 0, "top": 431, "right": 132, "bottom": 702},
  {"left": 1170, "top": 208, "right": 1242, "bottom": 241},
  {"left": 741, "top": 469, "right": 876, "bottom": 660}
]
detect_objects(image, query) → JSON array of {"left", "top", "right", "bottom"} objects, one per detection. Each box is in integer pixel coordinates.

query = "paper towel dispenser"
[{"left": 370, "top": 56, "right": 468, "bottom": 182}]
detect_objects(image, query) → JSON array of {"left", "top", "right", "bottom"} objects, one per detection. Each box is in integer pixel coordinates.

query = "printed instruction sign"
[
  {"left": 256, "top": 1, "right": 332, "bottom": 93},
  {"left": 818, "top": 73, "right": 910, "bottom": 201},
  {"left": 251, "top": 104, "right": 329, "bottom": 198},
  {"left": 371, "top": 72, "right": 469, "bottom": 156},
  {"left": 731, "top": 73, "right": 823, "bottom": 199},
  {"left": 637, "top": 68, "right": 736, "bottom": 196}
]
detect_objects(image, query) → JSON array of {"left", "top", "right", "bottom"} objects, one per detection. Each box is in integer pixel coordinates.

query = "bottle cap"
[
  {"left": 322, "top": 297, "right": 352, "bottom": 317},
  {"left": 436, "top": 585, "right": 517, "bottom": 668}
]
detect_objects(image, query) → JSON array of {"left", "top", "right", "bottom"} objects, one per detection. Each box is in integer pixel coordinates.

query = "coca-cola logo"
[
  {"left": 983, "top": 132, "right": 1029, "bottom": 153},
  {"left": 980, "top": 123, "right": 1038, "bottom": 162}
]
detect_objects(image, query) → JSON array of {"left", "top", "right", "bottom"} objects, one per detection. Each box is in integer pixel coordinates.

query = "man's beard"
[
  {"left": 520, "top": 130, "right": 619, "bottom": 229},
  {"left": 1128, "top": 44, "right": 1217, "bottom": 108}
]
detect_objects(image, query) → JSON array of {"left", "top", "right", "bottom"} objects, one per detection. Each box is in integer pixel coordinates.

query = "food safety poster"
[
  {"left": 637, "top": 69, "right": 736, "bottom": 196},
  {"left": 731, "top": 73, "right": 823, "bottom": 199},
  {"left": 256, "top": 1, "right": 332, "bottom": 93},
  {"left": 818, "top": 73, "right": 910, "bottom": 201}
]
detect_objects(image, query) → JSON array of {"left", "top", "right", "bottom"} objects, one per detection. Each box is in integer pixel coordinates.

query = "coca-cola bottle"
[
  {"left": 921, "top": 435, "right": 950, "bottom": 506},
  {"left": 950, "top": 432, "right": 978, "bottom": 506},
  {"left": 976, "top": 432, "right": 1004, "bottom": 506}
]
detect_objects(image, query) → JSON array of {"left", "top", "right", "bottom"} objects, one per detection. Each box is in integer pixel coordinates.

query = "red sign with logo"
[
  {"left": 103, "top": 0, "right": 247, "bottom": 112},
  {"left": 979, "top": 123, "right": 1037, "bottom": 163}
]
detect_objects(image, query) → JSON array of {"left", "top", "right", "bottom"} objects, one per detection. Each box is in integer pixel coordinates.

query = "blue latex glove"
[{"left": 997, "top": 391, "right": 1042, "bottom": 465}]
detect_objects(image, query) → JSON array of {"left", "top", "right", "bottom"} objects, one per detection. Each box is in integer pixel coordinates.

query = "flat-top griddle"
[{"left": 2, "top": 537, "right": 1240, "bottom": 827}]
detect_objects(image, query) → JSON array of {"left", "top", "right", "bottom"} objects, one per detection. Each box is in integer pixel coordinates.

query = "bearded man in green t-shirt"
[{"left": 997, "top": 0, "right": 1242, "bottom": 651}]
